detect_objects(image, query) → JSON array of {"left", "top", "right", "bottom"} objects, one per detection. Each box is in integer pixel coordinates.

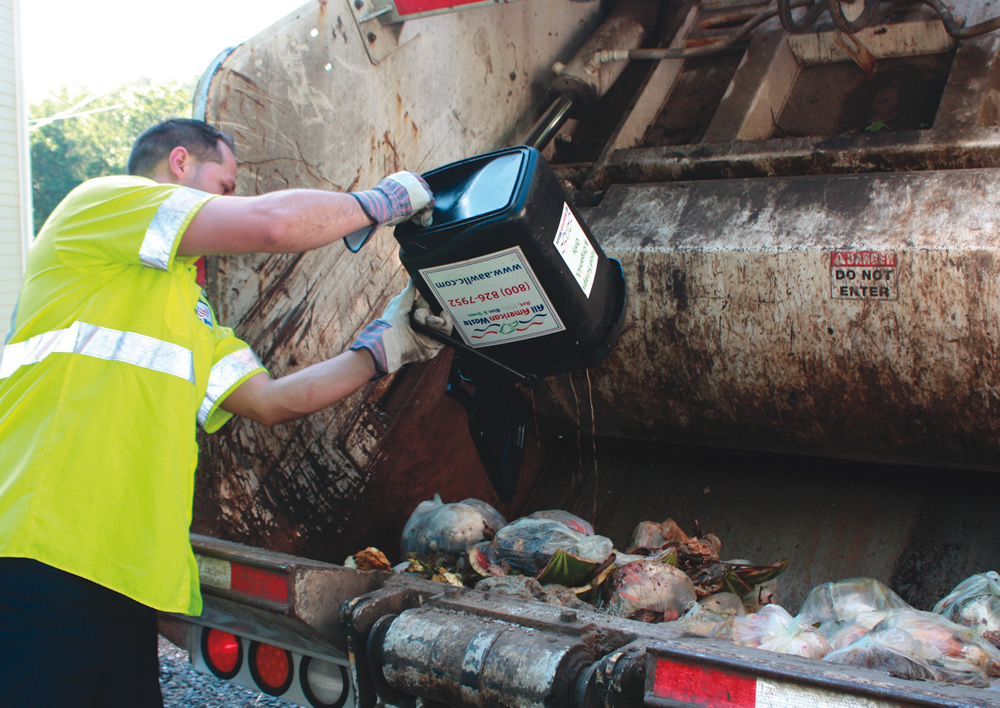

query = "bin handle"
[{"left": 411, "top": 317, "right": 540, "bottom": 388}]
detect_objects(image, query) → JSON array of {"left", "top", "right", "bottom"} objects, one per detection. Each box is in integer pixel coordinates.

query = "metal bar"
[
  {"left": 410, "top": 319, "right": 539, "bottom": 387},
  {"left": 599, "top": 127, "right": 1000, "bottom": 183},
  {"left": 357, "top": 6, "right": 392, "bottom": 23},
  {"left": 522, "top": 94, "right": 576, "bottom": 151}
]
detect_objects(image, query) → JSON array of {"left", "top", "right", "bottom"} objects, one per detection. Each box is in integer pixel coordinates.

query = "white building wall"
[{"left": 0, "top": 0, "right": 28, "bottom": 333}]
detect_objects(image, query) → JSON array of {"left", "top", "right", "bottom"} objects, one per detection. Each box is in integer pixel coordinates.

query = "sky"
[{"left": 18, "top": 0, "right": 310, "bottom": 104}]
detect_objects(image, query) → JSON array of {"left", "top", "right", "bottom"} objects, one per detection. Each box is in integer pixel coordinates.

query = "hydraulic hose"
[
  {"left": 779, "top": 0, "right": 827, "bottom": 34},
  {"left": 588, "top": 0, "right": 815, "bottom": 66},
  {"left": 919, "top": 0, "right": 1000, "bottom": 39},
  {"left": 826, "top": 0, "right": 881, "bottom": 34}
]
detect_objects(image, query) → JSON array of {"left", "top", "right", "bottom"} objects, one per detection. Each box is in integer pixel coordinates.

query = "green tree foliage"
[{"left": 29, "top": 78, "right": 196, "bottom": 234}]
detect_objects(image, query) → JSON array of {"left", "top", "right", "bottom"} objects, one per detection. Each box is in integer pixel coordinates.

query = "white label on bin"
[
  {"left": 420, "top": 246, "right": 565, "bottom": 348},
  {"left": 553, "top": 203, "right": 598, "bottom": 298}
]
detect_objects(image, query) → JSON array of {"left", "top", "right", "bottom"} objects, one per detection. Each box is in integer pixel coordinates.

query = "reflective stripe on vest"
[
  {"left": 198, "top": 348, "right": 264, "bottom": 426},
  {"left": 140, "top": 187, "right": 209, "bottom": 271},
  {"left": 0, "top": 321, "right": 196, "bottom": 383}
]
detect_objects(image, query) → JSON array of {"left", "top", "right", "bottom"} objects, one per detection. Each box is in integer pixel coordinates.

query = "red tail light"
[
  {"left": 250, "top": 641, "right": 294, "bottom": 696},
  {"left": 202, "top": 628, "right": 242, "bottom": 680}
]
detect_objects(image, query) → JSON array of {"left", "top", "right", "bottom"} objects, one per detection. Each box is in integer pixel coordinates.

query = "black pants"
[{"left": 0, "top": 558, "right": 164, "bottom": 707}]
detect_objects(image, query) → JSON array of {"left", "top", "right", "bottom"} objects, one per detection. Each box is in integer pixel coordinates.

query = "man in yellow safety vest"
[{"left": 0, "top": 118, "right": 450, "bottom": 706}]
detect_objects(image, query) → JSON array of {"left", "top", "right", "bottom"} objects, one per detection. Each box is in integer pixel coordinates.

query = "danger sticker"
[{"left": 830, "top": 251, "right": 898, "bottom": 300}]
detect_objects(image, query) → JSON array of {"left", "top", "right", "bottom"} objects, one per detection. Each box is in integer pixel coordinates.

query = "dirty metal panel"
[
  {"left": 379, "top": 606, "right": 592, "bottom": 707},
  {"left": 194, "top": 0, "right": 604, "bottom": 560},
  {"left": 699, "top": 0, "right": 766, "bottom": 7},
  {"left": 787, "top": 19, "right": 956, "bottom": 66},
  {"left": 535, "top": 168, "right": 1000, "bottom": 472}
]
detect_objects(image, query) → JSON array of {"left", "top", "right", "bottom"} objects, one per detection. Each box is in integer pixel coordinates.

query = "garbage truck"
[{"left": 157, "top": 0, "right": 1000, "bottom": 705}]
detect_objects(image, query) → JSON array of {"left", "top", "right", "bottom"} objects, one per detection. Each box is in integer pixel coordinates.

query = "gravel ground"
[{"left": 158, "top": 636, "right": 299, "bottom": 708}]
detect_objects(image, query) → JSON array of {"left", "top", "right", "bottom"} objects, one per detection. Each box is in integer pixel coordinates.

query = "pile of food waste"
[
  {"left": 346, "top": 495, "right": 1000, "bottom": 690},
  {"left": 724, "top": 576, "right": 1000, "bottom": 689}
]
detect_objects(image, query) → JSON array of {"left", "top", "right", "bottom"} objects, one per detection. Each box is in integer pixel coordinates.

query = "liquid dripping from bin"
[
  {"left": 567, "top": 373, "right": 582, "bottom": 489},
  {"left": 566, "top": 370, "right": 600, "bottom": 527},
  {"left": 586, "top": 368, "right": 599, "bottom": 525}
]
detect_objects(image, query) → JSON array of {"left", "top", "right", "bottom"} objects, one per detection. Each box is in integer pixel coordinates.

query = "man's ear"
[{"left": 167, "top": 146, "right": 192, "bottom": 181}]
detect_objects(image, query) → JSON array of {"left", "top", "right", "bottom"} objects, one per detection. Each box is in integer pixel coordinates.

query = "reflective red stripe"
[
  {"left": 230, "top": 564, "right": 289, "bottom": 604},
  {"left": 394, "top": 0, "right": 485, "bottom": 14},
  {"left": 654, "top": 659, "right": 757, "bottom": 707}
]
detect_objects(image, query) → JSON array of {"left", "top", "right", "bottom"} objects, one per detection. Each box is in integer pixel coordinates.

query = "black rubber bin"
[{"left": 394, "top": 146, "right": 625, "bottom": 382}]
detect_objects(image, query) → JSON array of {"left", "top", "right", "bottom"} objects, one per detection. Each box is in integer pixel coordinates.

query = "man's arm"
[
  {"left": 177, "top": 172, "right": 434, "bottom": 257},
  {"left": 178, "top": 190, "right": 373, "bottom": 257},
  {"left": 186, "top": 171, "right": 442, "bottom": 423},
  {"left": 218, "top": 282, "right": 454, "bottom": 426},
  {"left": 220, "top": 349, "right": 376, "bottom": 426}
]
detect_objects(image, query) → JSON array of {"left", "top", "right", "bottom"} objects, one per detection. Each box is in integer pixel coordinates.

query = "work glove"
[
  {"left": 344, "top": 171, "right": 434, "bottom": 252},
  {"left": 350, "top": 280, "right": 454, "bottom": 377}
]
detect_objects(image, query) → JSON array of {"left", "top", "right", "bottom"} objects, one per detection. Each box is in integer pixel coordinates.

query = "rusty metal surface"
[
  {"left": 378, "top": 606, "right": 593, "bottom": 707},
  {"left": 537, "top": 167, "right": 1000, "bottom": 472},
  {"left": 193, "top": 0, "right": 606, "bottom": 560}
]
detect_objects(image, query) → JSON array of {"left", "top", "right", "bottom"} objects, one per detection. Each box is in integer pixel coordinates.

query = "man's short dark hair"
[{"left": 127, "top": 118, "right": 236, "bottom": 178}]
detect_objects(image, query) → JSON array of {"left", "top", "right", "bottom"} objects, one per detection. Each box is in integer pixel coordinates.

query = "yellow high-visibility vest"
[{"left": 0, "top": 176, "right": 266, "bottom": 614}]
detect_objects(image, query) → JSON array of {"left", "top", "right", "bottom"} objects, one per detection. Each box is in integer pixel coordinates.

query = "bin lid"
[{"left": 407, "top": 148, "right": 530, "bottom": 237}]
